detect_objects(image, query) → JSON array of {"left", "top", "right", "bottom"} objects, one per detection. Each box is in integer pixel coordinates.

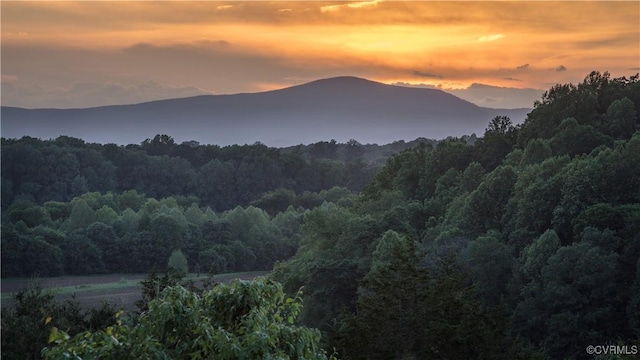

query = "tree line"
[
  {"left": 2, "top": 187, "right": 358, "bottom": 277},
  {"left": 1, "top": 135, "right": 391, "bottom": 212}
]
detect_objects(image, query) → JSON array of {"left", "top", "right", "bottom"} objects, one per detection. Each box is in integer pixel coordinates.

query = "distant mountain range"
[{"left": 1, "top": 77, "right": 531, "bottom": 147}]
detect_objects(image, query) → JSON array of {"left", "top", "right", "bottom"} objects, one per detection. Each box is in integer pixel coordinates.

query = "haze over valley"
[{"left": 2, "top": 77, "right": 530, "bottom": 147}]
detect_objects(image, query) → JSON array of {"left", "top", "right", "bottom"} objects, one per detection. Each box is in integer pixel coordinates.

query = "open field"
[{"left": 1, "top": 271, "right": 270, "bottom": 312}]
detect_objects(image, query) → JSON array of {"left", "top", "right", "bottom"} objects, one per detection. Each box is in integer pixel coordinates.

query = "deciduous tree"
[{"left": 44, "top": 279, "right": 332, "bottom": 360}]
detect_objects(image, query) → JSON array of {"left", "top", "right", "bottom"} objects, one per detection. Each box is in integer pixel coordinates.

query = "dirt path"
[{"left": 1, "top": 274, "right": 149, "bottom": 293}]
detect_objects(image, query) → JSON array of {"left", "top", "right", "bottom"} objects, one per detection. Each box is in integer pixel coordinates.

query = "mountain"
[{"left": 1, "top": 77, "right": 531, "bottom": 147}]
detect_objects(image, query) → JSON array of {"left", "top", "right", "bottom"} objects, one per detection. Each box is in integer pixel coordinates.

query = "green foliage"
[
  {"left": 135, "top": 268, "right": 189, "bottom": 312},
  {"left": 503, "top": 156, "right": 569, "bottom": 249},
  {"left": 43, "top": 279, "right": 332, "bottom": 360},
  {"left": 548, "top": 117, "right": 611, "bottom": 157},
  {"left": 5, "top": 200, "right": 50, "bottom": 228},
  {"left": 86, "top": 222, "right": 120, "bottom": 272},
  {"left": 362, "top": 143, "right": 430, "bottom": 200},
  {"left": 1, "top": 136, "right": 382, "bottom": 213},
  {"left": 167, "top": 249, "right": 188, "bottom": 274},
  {"left": 459, "top": 161, "right": 486, "bottom": 193},
  {"left": 628, "top": 259, "right": 640, "bottom": 338},
  {"left": 251, "top": 188, "right": 297, "bottom": 216},
  {"left": 71, "top": 174, "right": 89, "bottom": 197},
  {"left": 1, "top": 284, "right": 118, "bottom": 360},
  {"left": 1, "top": 188, "right": 320, "bottom": 276},
  {"left": 466, "top": 231, "right": 515, "bottom": 306},
  {"left": 346, "top": 231, "right": 425, "bottom": 359},
  {"left": 65, "top": 198, "right": 95, "bottom": 230},
  {"left": 515, "top": 242, "right": 621, "bottom": 358},
  {"left": 520, "top": 230, "right": 561, "bottom": 280},
  {"left": 1, "top": 224, "right": 64, "bottom": 277},
  {"left": 274, "top": 73, "right": 640, "bottom": 359},
  {"left": 605, "top": 97, "right": 637, "bottom": 138},
  {"left": 43, "top": 201, "right": 71, "bottom": 222},
  {"left": 198, "top": 246, "right": 229, "bottom": 274},
  {"left": 57, "top": 230, "right": 105, "bottom": 275},
  {"left": 477, "top": 115, "right": 518, "bottom": 170},
  {"left": 95, "top": 205, "right": 119, "bottom": 225},
  {"left": 553, "top": 132, "right": 640, "bottom": 241},
  {"left": 184, "top": 202, "right": 205, "bottom": 226},
  {"left": 520, "top": 138, "right": 552, "bottom": 166},
  {"left": 1, "top": 286, "right": 61, "bottom": 360},
  {"left": 272, "top": 204, "right": 376, "bottom": 336},
  {"left": 344, "top": 245, "right": 528, "bottom": 360},
  {"left": 519, "top": 71, "right": 639, "bottom": 146},
  {"left": 115, "top": 207, "right": 140, "bottom": 234},
  {"left": 461, "top": 165, "right": 518, "bottom": 236}
]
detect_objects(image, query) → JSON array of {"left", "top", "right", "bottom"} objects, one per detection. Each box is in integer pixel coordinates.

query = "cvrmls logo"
[{"left": 586, "top": 345, "right": 639, "bottom": 355}]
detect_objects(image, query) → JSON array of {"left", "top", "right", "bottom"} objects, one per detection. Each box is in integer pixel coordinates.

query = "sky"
[{"left": 2, "top": 1, "right": 639, "bottom": 109}]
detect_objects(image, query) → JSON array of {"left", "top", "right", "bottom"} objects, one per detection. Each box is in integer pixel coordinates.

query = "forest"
[
  {"left": 2, "top": 71, "right": 640, "bottom": 359},
  {"left": 1, "top": 130, "right": 440, "bottom": 276}
]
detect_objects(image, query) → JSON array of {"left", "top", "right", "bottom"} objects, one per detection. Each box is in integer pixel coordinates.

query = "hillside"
[
  {"left": 271, "top": 71, "right": 640, "bottom": 360},
  {"left": 1, "top": 77, "right": 530, "bottom": 147}
]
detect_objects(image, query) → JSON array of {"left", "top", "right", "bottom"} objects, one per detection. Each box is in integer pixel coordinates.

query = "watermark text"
[{"left": 586, "top": 345, "right": 638, "bottom": 356}]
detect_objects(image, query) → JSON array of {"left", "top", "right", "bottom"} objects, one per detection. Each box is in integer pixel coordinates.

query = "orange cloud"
[
  {"left": 321, "top": 0, "right": 383, "bottom": 13},
  {"left": 477, "top": 34, "right": 505, "bottom": 43},
  {"left": 2, "top": 0, "right": 638, "bottom": 102}
]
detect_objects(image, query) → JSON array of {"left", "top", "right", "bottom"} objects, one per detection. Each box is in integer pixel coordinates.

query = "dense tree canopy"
[
  {"left": 1, "top": 136, "right": 432, "bottom": 211},
  {"left": 1, "top": 189, "right": 358, "bottom": 276},
  {"left": 273, "top": 71, "right": 640, "bottom": 359},
  {"left": 43, "top": 278, "right": 332, "bottom": 360}
]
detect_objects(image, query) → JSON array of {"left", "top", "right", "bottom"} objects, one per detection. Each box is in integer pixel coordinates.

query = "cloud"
[
  {"left": 392, "top": 82, "right": 438, "bottom": 89},
  {"left": 391, "top": 81, "right": 543, "bottom": 108},
  {"left": 447, "top": 83, "right": 544, "bottom": 109},
  {"left": 576, "top": 35, "right": 640, "bottom": 49},
  {"left": 321, "top": 0, "right": 383, "bottom": 13},
  {"left": 477, "top": 34, "right": 505, "bottom": 42},
  {"left": 347, "top": 0, "right": 384, "bottom": 9},
  {"left": 555, "top": 65, "right": 567, "bottom": 72},
  {"left": 1, "top": 80, "right": 212, "bottom": 109},
  {"left": 3, "top": 41, "right": 395, "bottom": 107},
  {"left": 283, "top": 76, "right": 317, "bottom": 84},
  {"left": 320, "top": 4, "right": 346, "bottom": 13},
  {"left": 3, "top": 1, "right": 637, "bottom": 108},
  {"left": 413, "top": 70, "right": 443, "bottom": 79}
]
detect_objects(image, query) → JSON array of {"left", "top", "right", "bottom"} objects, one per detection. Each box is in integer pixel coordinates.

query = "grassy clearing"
[
  {"left": 51, "top": 279, "right": 140, "bottom": 296},
  {"left": 1, "top": 271, "right": 270, "bottom": 303}
]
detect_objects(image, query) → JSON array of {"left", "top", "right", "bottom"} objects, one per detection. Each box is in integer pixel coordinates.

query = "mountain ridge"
[{"left": 1, "top": 76, "right": 531, "bottom": 147}]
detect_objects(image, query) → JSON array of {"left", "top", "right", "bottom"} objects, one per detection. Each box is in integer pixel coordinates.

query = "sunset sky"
[{"left": 2, "top": 1, "right": 639, "bottom": 109}]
